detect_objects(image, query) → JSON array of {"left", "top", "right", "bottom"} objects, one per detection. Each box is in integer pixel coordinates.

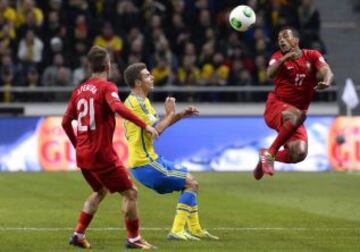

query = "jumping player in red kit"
[
  {"left": 254, "top": 27, "right": 334, "bottom": 180},
  {"left": 62, "top": 46, "right": 158, "bottom": 249}
]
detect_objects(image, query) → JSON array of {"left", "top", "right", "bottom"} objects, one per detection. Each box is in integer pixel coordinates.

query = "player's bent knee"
[
  {"left": 290, "top": 151, "right": 307, "bottom": 163},
  {"left": 296, "top": 112, "right": 306, "bottom": 125},
  {"left": 186, "top": 179, "right": 199, "bottom": 192},
  {"left": 96, "top": 187, "right": 107, "bottom": 200},
  {"left": 124, "top": 187, "right": 138, "bottom": 201}
]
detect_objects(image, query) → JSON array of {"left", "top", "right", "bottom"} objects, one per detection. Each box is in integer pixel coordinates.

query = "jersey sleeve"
[
  {"left": 125, "top": 97, "right": 158, "bottom": 126},
  {"left": 268, "top": 52, "right": 282, "bottom": 66},
  {"left": 104, "top": 83, "right": 121, "bottom": 105},
  {"left": 310, "top": 50, "right": 327, "bottom": 70}
]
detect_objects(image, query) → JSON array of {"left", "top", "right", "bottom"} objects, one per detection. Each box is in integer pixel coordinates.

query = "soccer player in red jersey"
[
  {"left": 254, "top": 27, "right": 334, "bottom": 180},
  {"left": 62, "top": 46, "right": 159, "bottom": 249}
]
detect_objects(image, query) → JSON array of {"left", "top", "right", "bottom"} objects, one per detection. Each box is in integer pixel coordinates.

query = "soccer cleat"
[
  {"left": 125, "top": 238, "right": 157, "bottom": 250},
  {"left": 184, "top": 231, "right": 201, "bottom": 241},
  {"left": 69, "top": 234, "right": 91, "bottom": 249},
  {"left": 253, "top": 159, "right": 264, "bottom": 180},
  {"left": 189, "top": 229, "right": 219, "bottom": 240},
  {"left": 167, "top": 231, "right": 200, "bottom": 241},
  {"left": 259, "top": 148, "right": 275, "bottom": 175}
]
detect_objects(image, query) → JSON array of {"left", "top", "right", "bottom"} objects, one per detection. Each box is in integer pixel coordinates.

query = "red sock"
[
  {"left": 269, "top": 120, "right": 299, "bottom": 156},
  {"left": 125, "top": 218, "right": 140, "bottom": 239},
  {"left": 75, "top": 211, "right": 94, "bottom": 234},
  {"left": 275, "top": 150, "right": 292, "bottom": 163}
]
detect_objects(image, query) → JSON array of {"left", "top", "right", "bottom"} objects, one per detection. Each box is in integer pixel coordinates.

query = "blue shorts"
[{"left": 130, "top": 157, "right": 188, "bottom": 194}]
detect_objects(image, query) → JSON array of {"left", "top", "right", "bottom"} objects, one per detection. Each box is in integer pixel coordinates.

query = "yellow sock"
[
  {"left": 170, "top": 203, "right": 191, "bottom": 234},
  {"left": 187, "top": 205, "right": 202, "bottom": 233}
]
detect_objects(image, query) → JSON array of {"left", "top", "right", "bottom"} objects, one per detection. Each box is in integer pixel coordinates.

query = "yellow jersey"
[{"left": 124, "top": 94, "right": 159, "bottom": 168}]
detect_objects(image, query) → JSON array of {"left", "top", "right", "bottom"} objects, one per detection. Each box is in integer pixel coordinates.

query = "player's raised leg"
[{"left": 260, "top": 107, "right": 306, "bottom": 175}]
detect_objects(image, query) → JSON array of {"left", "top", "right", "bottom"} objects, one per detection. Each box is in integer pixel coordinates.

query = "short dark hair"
[
  {"left": 87, "top": 46, "right": 109, "bottom": 73},
  {"left": 124, "top": 62, "right": 147, "bottom": 88},
  {"left": 279, "top": 26, "right": 300, "bottom": 39}
]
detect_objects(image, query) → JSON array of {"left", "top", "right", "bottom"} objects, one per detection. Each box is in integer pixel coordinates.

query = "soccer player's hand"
[
  {"left": 314, "top": 81, "right": 330, "bottom": 91},
  {"left": 282, "top": 50, "right": 297, "bottom": 62},
  {"left": 145, "top": 125, "right": 159, "bottom": 139},
  {"left": 165, "top": 97, "right": 176, "bottom": 115},
  {"left": 182, "top": 106, "right": 199, "bottom": 118}
]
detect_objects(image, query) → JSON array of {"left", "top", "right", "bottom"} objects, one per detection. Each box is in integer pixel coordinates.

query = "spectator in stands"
[
  {"left": 25, "top": 66, "right": 39, "bottom": 88},
  {"left": 151, "top": 56, "right": 172, "bottom": 86},
  {"left": 43, "top": 11, "right": 64, "bottom": 42},
  {"left": 1, "top": 54, "right": 17, "bottom": 80},
  {"left": 16, "top": 0, "right": 44, "bottom": 27},
  {"left": 199, "top": 41, "right": 215, "bottom": 66},
  {"left": 0, "top": 0, "right": 16, "bottom": 24},
  {"left": 42, "top": 53, "right": 71, "bottom": 86},
  {"left": 0, "top": 0, "right": 330, "bottom": 103},
  {"left": 199, "top": 52, "right": 229, "bottom": 86},
  {"left": 1, "top": 66, "right": 14, "bottom": 102},
  {"left": 151, "top": 37, "right": 178, "bottom": 72},
  {"left": 192, "top": 9, "right": 212, "bottom": 50},
  {"left": 109, "top": 62, "right": 122, "bottom": 86},
  {"left": 126, "top": 37, "right": 145, "bottom": 65},
  {"left": 167, "top": 13, "right": 190, "bottom": 55},
  {"left": 296, "top": 0, "right": 324, "bottom": 51},
  {"left": 72, "top": 56, "right": 87, "bottom": 85},
  {"left": 212, "top": 52, "right": 230, "bottom": 86},
  {"left": 17, "top": 29, "right": 43, "bottom": 64},
  {"left": 0, "top": 22, "right": 16, "bottom": 52},
  {"left": 111, "top": 0, "right": 140, "bottom": 34},
  {"left": 254, "top": 55, "right": 268, "bottom": 85},
  {"left": 94, "top": 22, "right": 123, "bottom": 60},
  {"left": 176, "top": 55, "right": 200, "bottom": 86}
]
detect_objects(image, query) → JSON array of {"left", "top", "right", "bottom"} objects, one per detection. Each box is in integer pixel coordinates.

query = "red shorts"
[
  {"left": 81, "top": 166, "right": 133, "bottom": 193},
  {"left": 264, "top": 93, "right": 307, "bottom": 146}
]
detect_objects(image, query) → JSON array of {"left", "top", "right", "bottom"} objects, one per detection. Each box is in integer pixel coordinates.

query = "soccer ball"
[{"left": 229, "top": 5, "right": 256, "bottom": 32}]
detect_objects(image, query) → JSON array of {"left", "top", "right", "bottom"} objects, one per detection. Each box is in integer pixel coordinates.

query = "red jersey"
[
  {"left": 268, "top": 49, "right": 327, "bottom": 110},
  {"left": 63, "top": 78, "right": 147, "bottom": 170}
]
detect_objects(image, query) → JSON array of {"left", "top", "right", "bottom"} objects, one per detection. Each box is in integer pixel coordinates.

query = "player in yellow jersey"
[{"left": 123, "top": 62, "right": 219, "bottom": 241}]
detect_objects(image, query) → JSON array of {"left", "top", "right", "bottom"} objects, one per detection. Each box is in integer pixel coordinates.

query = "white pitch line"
[{"left": 0, "top": 227, "right": 358, "bottom": 232}]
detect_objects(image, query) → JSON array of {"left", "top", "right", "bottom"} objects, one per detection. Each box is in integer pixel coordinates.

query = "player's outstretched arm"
[
  {"left": 171, "top": 106, "right": 199, "bottom": 126},
  {"left": 61, "top": 115, "right": 77, "bottom": 148},
  {"left": 314, "top": 65, "right": 334, "bottom": 91}
]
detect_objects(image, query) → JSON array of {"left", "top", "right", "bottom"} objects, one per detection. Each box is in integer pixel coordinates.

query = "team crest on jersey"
[
  {"left": 306, "top": 61, "right": 311, "bottom": 71},
  {"left": 111, "top": 92, "right": 120, "bottom": 100}
]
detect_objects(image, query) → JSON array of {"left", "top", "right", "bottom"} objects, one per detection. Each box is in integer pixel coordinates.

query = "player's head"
[
  {"left": 278, "top": 27, "right": 300, "bottom": 53},
  {"left": 87, "top": 46, "right": 111, "bottom": 76},
  {"left": 124, "top": 62, "right": 154, "bottom": 92}
]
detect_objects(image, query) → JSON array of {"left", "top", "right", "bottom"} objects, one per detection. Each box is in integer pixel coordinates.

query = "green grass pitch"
[{"left": 0, "top": 172, "right": 359, "bottom": 251}]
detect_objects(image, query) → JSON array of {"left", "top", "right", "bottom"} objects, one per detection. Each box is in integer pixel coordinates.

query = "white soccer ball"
[{"left": 229, "top": 5, "right": 256, "bottom": 32}]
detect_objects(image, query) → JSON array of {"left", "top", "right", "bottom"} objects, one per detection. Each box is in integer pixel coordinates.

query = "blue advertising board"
[{"left": 0, "top": 116, "right": 334, "bottom": 172}]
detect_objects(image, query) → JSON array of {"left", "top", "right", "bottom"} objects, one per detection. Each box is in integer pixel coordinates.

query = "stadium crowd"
[{"left": 0, "top": 0, "right": 325, "bottom": 102}]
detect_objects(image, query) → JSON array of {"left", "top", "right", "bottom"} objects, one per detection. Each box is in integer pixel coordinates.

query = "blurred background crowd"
[{"left": 0, "top": 0, "right": 326, "bottom": 102}]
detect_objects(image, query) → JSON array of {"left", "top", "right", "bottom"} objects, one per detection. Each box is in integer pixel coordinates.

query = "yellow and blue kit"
[{"left": 124, "top": 94, "right": 187, "bottom": 194}]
